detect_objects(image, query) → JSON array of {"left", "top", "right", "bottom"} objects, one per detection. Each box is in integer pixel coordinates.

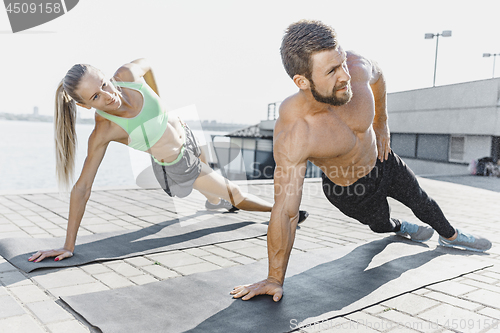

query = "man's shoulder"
[
  {"left": 346, "top": 50, "right": 370, "bottom": 65},
  {"left": 274, "top": 105, "right": 310, "bottom": 165},
  {"left": 275, "top": 94, "right": 308, "bottom": 134},
  {"left": 346, "top": 51, "right": 373, "bottom": 81},
  {"left": 276, "top": 94, "right": 307, "bottom": 125},
  {"left": 275, "top": 116, "right": 308, "bottom": 140},
  {"left": 279, "top": 93, "right": 299, "bottom": 113}
]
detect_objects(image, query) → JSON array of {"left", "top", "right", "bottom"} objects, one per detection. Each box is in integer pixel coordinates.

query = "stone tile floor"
[{"left": 0, "top": 177, "right": 499, "bottom": 332}]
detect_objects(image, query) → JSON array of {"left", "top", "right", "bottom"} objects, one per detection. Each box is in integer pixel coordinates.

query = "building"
[
  {"left": 217, "top": 78, "right": 500, "bottom": 180},
  {"left": 215, "top": 103, "right": 320, "bottom": 181},
  {"left": 389, "top": 78, "right": 500, "bottom": 175}
]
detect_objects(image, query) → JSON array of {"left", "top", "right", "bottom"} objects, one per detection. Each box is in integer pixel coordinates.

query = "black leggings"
[{"left": 322, "top": 151, "right": 456, "bottom": 238}]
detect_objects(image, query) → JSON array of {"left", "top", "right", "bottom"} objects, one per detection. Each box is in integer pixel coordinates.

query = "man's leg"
[
  {"left": 322, "top": 162, "right": 435, "bottom": 242},
  {"left": 321, "top": 172, "right": 400, "bottom": 233},
  {"left": 386, "top": 152, "right": 491, "bottom": 251},
  {"left": 386, "top": 152, "right": 455, "bottom": 238}
]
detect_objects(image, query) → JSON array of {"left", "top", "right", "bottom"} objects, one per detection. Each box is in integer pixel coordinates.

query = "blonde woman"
[{"left": 29, "top": 59, "right": 307, "bottom": 263}]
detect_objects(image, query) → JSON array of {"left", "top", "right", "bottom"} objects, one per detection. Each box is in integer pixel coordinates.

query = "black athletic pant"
[{"left": 321, "top": 150, "right": 456, "bottom": 238}]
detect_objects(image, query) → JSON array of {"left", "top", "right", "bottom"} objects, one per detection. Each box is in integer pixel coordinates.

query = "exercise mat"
[
  {"left": 61, "top": 237, "right": 489, "bottom": 333},
  {"left": 0, "top": 214, "right": 268, "bottom": 273}
]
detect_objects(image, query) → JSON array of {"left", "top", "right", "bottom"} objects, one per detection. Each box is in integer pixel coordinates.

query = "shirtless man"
[{"left": 231, "top": 20, "right": 492, "bottom": 302}]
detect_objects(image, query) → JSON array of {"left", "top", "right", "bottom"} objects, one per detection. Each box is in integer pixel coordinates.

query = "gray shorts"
[{"left": 151, "top": 125, "right": 202, "bottom": 198}]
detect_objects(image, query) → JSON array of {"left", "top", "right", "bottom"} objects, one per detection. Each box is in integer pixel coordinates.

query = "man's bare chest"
[{"left": 307, "top": 103, "right": 374, "bottom": 159}]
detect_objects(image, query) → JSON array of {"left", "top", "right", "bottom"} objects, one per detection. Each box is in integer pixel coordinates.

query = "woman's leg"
[
  {"left": 193, "top": 163, "right": 272, "bottom": 212},
  {"left": 197, "top": 147, "right": 222, "bottom": 204}
]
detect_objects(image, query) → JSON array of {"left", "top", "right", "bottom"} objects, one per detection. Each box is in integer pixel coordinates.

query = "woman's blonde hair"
[{"left": 54, "top": 64, "right": 90, "bottom": 190}]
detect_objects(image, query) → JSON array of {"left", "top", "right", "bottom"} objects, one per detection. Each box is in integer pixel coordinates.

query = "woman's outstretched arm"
[
  {"left": 29, "top": 129, "right": 110, "bottom": 262},
  {"left": 114, "top": 58, "right": 160, "bottom": 95}
]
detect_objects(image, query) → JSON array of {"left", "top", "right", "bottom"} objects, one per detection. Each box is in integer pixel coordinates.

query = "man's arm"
[
  {"left": 369, "top": 60, "right": 390, "bottom": 161},
  {"left": 231, "top": 125, "right": 307, "bottom": 301},
  {"left": 267, "top": 156, "right": 307, "bottom": 286}
]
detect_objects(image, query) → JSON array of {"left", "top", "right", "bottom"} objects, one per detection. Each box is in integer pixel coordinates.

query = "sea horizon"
[{"left": 0, "top": 120, "right": 228, "bottom": 193}]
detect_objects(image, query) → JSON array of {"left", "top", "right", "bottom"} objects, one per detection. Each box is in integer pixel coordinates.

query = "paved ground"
[
  {"left": 423, "top": 175, "right": 500, "bottom": 193},
  {"left": 0, "top": 176, "right": 499, "bottom": 333}
]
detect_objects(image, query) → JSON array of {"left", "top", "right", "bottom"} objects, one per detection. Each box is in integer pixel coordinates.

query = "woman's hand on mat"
[
  {"left": 28, "top": 248, "right": 73, "bottom": 263},
  {"left": 373, "top": 120, "right": 390, "bottom": 161},
  {"left": 231, "top": 278, "right": 283, "bottom": 302}
]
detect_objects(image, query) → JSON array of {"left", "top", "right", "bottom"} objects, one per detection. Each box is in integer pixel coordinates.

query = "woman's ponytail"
[
  {"left": 54, "top": 81, "right": 78, "bottom": 190},
  {"left": 54, "top": 64, "right": 90, "bottom": 190}
]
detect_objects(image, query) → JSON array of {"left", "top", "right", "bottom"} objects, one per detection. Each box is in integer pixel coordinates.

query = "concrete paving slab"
[
  {"left": 0, "top": 295, "right": 26, "bottom": 319},
  {"left": 0, "top": 270, "right": 31, "bottom": 288},
  {"left": 426, "top": 280, "right": 479, "bottom": 296},
  {"left": 128, "top": 274, "right": 158, "bottom": 285},
  {"left": 8, "top": 284, "right": 50, "bottom": 303},
  {"left": 232, "top": 245, "right": 268, "bottom": 259},
  {"left": 378, "top": 309, "right": 438, "bottom": 332},
  {"left": 419, "top": 291, "right": 482, "bottom": 311},
  {"left": 31, "top": 269, "right": 96, "bottom": 289},
  {"left": 93, "top": 272, "right": 135, "bottom": 289},
  {"left": 174, "top": 261, "right": 221, "bottom": 275},
  {"left": 147, "top": 251, "right": 205, "bottom": 268},
  {"left": 201, "top": 254, "right": 238, "bottom": 267},
  {"left": 0, "top": 314, "right": 46, "bottom": 333},
  {"left": 26, "top": 300, "right": 73, "bottom": 324},
  {"left": 47, "top": 281, "right": 110, "bottom": 298},
  {"left": 140, "top": 264, "right": 179, "bottom": 279},
  {"left": 0, "top": 177, "right": 498, "bottom": 332},
  {"left": 462, "top": 289, "right": 500, "bottom": 309},
  {"left": 0, "top": 260, "right": 17, "bottom": 273},
  {"left": 418, "top": 303, "right": 491, "bottom": 333},
  {"left": 45, "top": 320, "right": 90, "bottom": 333},
  {"left": 104, "top": 261, "right": 143, "bottom": 277},
  {"left": 124, "top": 256, "right": 154, "bottom": 267},
  {"left": 381, "top": 293, "right": 441, "bottom": 316}
]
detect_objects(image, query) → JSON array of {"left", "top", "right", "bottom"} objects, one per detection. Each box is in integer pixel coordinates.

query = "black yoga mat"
[
  {"left": 0, "top": 214, "right": 268, "bottom": 273},
  {"left": 61, "top": 237, "right": 489, "bottom": 333}
]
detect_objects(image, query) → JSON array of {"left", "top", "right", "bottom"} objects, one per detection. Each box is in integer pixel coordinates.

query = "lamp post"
[
  {"left": 482, "top": 53, "right": 499, "bottom": 78},
  {"left": 425, "top": 30, "right": 452, "bottom": 87}
]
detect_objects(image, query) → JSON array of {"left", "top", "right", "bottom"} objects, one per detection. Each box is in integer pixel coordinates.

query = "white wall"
[
  {"left": 403, "top": 158, "right": 470, "bottom": 176},
  {"left": 463, "top": 135, "right": 492, "bottom": 163},
  {"left": 388, "top": 78, "right": 500, "bottom": 136}
]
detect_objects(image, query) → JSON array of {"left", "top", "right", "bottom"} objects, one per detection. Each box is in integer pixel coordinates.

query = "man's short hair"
[{"left": 280, "top": 20, "right": 338, "bottom": 79}]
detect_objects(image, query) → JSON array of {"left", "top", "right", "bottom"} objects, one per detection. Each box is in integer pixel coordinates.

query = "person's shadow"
[
  {"left": 183, "top": 237, "right": 474, "bottom": 333},
  {"left": 5, "top": 209, "right": 267, "bottom": 273}
]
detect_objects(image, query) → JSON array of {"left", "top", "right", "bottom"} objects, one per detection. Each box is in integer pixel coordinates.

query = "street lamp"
[
  {"left": 425, "top": 30, "right": 452, "bottom": 87},
  {"left": 482, "top": 53, "right": 499, "bottom": 78}
]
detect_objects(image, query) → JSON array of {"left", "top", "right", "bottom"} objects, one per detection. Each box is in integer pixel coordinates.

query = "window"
[
  {"left": 449, "top": 136, "right": 465, "bottom": 162},
  {"left": 391, "top": 133, "right": 417, "bottom": 158},
  {"left": 416, "top": 134, "right": 449, "bottom": 161}
]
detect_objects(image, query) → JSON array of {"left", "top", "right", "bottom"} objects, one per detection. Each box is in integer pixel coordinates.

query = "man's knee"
[
  {"left": 368, "top": 217, "right": 400, "bottom": 233},
  {"left": 369, "top": 222, "right": 395, "bottom": 233}
]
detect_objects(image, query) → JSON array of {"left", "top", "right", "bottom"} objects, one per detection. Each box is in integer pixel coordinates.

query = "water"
[{"left": 0, "top": 120, "right": 226, "bottom": 192}]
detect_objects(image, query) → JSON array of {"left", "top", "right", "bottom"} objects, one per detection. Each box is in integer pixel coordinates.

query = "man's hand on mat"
[
  {"left": 28, "top": 248, "right": 73, "bottom": 263},
  {"left": 231, "top": 278, "right": 283, "bottom": 302}
]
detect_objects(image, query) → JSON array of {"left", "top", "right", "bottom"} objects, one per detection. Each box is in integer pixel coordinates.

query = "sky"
[{"left": 1, "top": 0, "right": 500, "bottom": 125}]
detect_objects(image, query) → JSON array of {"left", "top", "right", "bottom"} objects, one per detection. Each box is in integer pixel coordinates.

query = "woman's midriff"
[{"left": 149, "top": 117, "right": 186, "bottom": 163}]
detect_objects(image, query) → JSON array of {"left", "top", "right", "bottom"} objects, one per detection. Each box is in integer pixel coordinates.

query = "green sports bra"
[{"left": 95, "top": 81, "right": 168, "bottom": 152}]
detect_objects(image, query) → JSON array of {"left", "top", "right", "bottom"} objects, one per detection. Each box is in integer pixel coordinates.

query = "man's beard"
[{"left": 310, "top": 80, "right": 353, "bottom": 106}]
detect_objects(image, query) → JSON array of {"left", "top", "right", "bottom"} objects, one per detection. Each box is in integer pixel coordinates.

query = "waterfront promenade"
[{"left": 0, "top": 176, "right": 499, "bottom": 332}]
